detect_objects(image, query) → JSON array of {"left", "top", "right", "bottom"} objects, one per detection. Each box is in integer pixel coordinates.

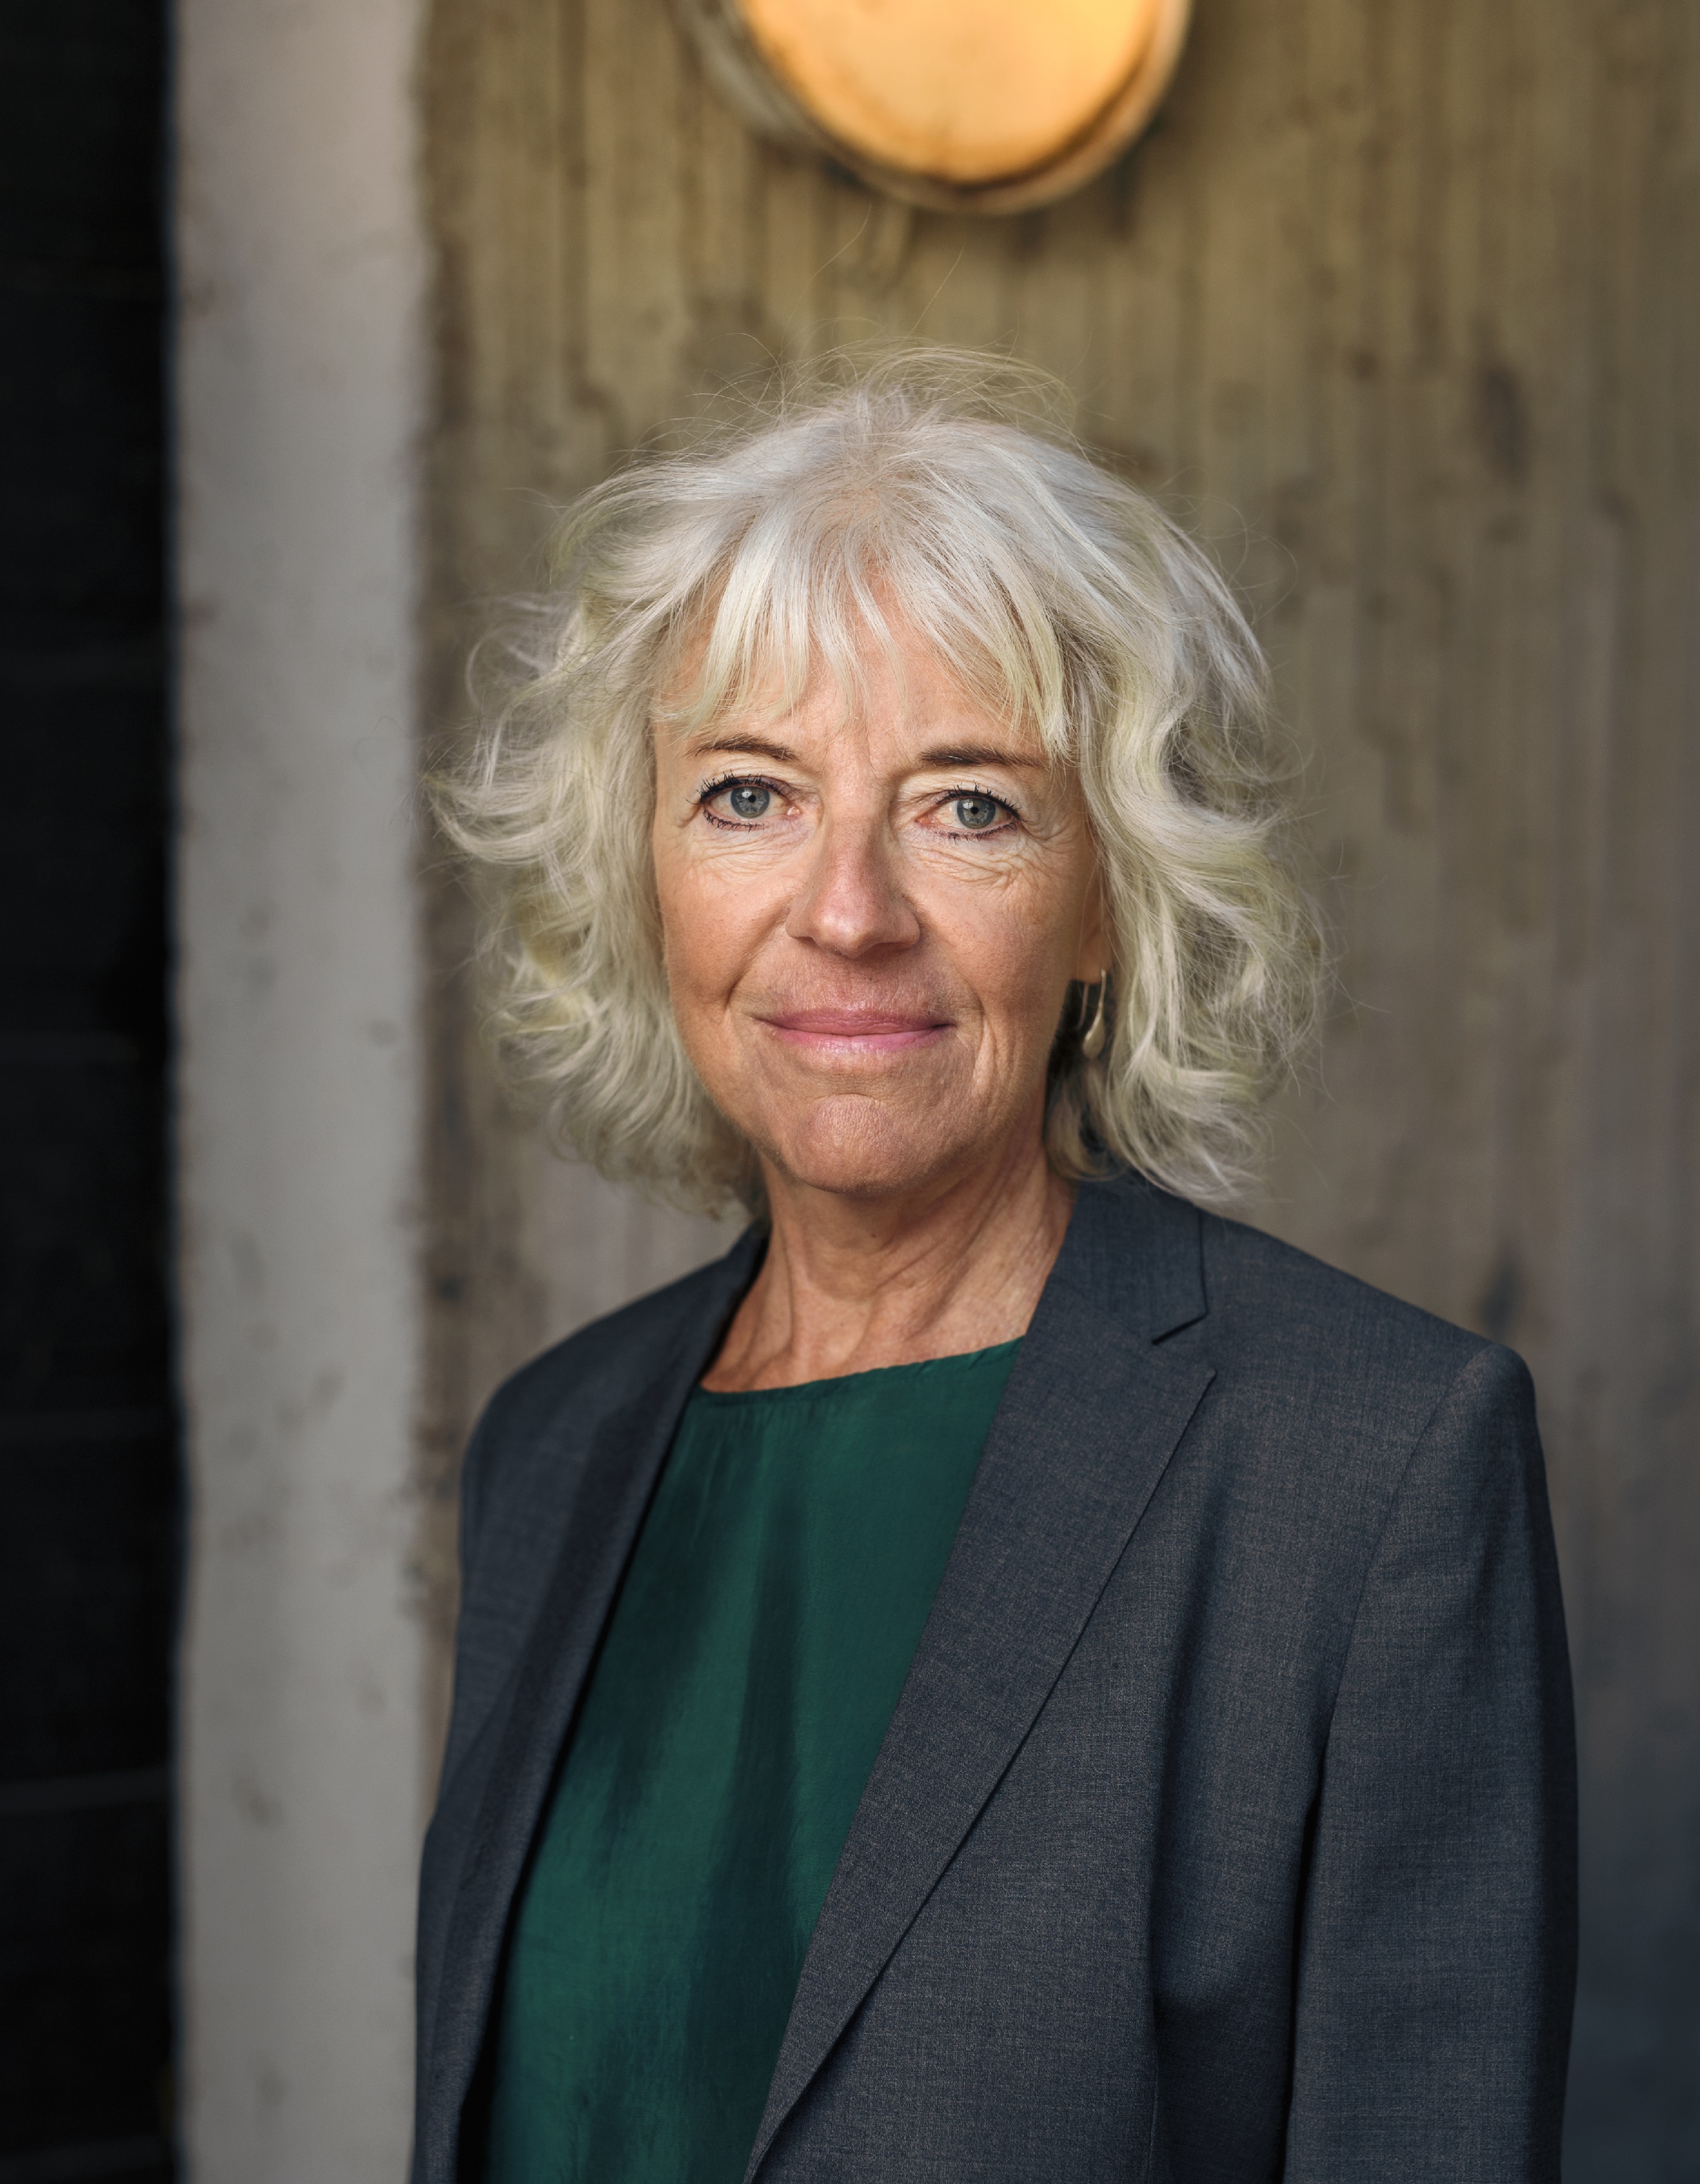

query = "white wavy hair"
[{"left": 433, "top": 351, "right": 1321, "bottom": 1215}]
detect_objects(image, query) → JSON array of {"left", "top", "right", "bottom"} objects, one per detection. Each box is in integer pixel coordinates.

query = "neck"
[{"left": 704, "top": 1118, "right": 1074, "bottom": 1390}]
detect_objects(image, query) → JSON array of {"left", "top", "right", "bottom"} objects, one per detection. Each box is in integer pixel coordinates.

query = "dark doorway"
[{"left": 0, "top": 5, "right": 177, "bottom": 2177}]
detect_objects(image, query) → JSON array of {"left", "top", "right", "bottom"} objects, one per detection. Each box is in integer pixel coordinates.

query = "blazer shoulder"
[
  {"left": 482, "top": 1243, "right": 735, "bottom": 1419},
  {"left": 462, "top": 1227, "right": 760, "bottom": 1550},
  {"left": 1177, "top": 1206, "right": 1543, "bottom": 1573},
  {"left": 1192, "top": 1202, "right": 1503, "bottom": 1415}
]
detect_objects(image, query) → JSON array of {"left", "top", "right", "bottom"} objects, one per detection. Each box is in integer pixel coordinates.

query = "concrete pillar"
[{"left": 175, "top": 1, "right": 429, "bottom": 2174}]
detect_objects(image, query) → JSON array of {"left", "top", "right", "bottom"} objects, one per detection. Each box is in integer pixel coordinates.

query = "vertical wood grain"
[{"left": 421, "top": 0, "right": 1699, "bottom": 2159}]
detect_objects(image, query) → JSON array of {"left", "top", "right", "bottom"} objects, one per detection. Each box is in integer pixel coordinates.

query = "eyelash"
[
  {"left": 696, "top": 771, "right": 778, "bottom": 828},
  {"left": 693, "top": 773, "right": 1020, "bottom": 835},
  {"left": 937, "top": 783, "right": 1020, "bottom": 837}
]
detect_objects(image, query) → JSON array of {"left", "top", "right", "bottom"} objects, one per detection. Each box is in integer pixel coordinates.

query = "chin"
[{"left": 756, "top": 1103, "right": 977, "bottom": 1201}]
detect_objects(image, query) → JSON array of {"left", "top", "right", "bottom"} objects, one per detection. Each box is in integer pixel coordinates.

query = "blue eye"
[
  {"left": 952, "top": 794, "right": 1001, "bottom": 831},
  {"left": 726, "top": 782, "right": 771, "bottom": 819}
]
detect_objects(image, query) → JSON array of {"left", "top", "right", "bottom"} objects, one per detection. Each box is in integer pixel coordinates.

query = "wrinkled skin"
[{"left": 651, "top": 616, "right": 1106, "bottom": 1388}]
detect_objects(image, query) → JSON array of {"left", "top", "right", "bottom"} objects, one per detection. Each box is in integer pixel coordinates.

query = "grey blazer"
[{"left": 412, "top": 1174, "right": 1576, "bottom": 2183}]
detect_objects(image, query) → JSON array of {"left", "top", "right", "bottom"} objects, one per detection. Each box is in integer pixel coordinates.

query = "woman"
[{"left": 413, "top": 356, "right": 1575, "bottom": 2183}]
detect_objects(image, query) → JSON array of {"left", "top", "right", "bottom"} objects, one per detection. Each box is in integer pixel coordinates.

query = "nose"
[{"left": 784, "top": 809, "right": 921, "bottom": 958}]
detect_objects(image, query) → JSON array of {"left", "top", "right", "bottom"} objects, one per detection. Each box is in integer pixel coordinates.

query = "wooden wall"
[{"left": 420, "top": 0, "right": 1699, "bottom": 2166}]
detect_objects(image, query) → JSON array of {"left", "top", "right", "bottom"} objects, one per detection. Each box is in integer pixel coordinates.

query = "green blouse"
[{"left": 482, "top": 1341, "right": 1021, "bottom": 2184}]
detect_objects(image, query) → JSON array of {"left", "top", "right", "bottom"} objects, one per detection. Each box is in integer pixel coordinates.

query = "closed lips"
[{"left": 760, "top": 1010, "right": 951, "bottom": 1050}]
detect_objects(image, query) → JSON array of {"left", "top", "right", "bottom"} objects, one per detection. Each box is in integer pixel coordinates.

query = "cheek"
[
  {"left": 936, "top": 866, "right": 1084, "bottom": 1033},
  {"left": 652, "top": 838, "right": 769, "bottom": 1012},
  {"left": 654, "top": 861, "right": 713, "bottom": 1004}
]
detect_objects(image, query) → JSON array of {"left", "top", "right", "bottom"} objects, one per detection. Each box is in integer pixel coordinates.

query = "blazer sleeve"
[{"left": 1284, "top": 1342, "right": 1577, "bottom": 2182}]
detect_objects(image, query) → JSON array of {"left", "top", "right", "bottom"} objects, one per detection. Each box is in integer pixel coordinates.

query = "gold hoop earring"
[{"left": 1081, "top": 975, "right": 1109, "bottom": 1061}]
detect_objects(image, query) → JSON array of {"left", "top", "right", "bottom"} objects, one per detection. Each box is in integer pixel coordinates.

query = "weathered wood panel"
[{"left": 421, "top": 0, "right": 1699, "bottom": 2164}]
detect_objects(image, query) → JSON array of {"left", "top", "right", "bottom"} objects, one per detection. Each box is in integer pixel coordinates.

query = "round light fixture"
[{"left": 678, "top": 0, "right": 1192, "bottom": 214}]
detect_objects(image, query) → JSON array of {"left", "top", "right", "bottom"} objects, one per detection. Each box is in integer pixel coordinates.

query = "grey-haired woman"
[{"left": 412, "top": 356, "right": 1574, "bottom": 2184}]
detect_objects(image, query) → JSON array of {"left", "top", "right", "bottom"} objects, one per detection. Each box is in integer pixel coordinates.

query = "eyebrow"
[
  {"left": 683, "top": 732, "right": 1044, "bottom": 773},
  {"left": 918, "top": 743, "right": 1046, "bottom": 772},
  {"left": 683, "top": 733, "right": 801, "bottom": 766}
]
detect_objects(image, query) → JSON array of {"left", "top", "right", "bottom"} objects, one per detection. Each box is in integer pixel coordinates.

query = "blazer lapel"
[
  {"left": 745, "top": 1180, "right": 1214, "bottom": 2178},
  {"left": 423, "top": 1230, "right": 762, "bottom": 2146}
]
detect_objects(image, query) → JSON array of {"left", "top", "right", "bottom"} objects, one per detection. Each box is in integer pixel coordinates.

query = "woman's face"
[{"left": 651, "top": 617, "right": 1106, "bottom": 1203}]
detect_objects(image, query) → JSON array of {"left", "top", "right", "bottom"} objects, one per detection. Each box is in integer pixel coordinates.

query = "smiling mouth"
[{"left": 758, "top": 1008, "right": 952, "bottom": 1055}]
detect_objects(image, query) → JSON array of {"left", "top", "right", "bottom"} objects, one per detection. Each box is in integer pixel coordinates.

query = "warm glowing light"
[{"left": 739, "top": 0, "right": 1164, "bottom": 183}]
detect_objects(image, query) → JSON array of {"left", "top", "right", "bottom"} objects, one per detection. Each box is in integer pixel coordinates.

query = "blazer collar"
[
  {"left": 744, "top": 1176, "right": 1213, "bottom": 2178},
  {"left": 1049, "top": 1169, "right": 1207, "bottom": 1340},
  {"left": 423, "top": 1226, "right": 764, "bottom": 2153}
]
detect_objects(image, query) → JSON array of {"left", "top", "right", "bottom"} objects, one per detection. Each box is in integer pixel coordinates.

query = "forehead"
[{"left": 659, "top": 605, "right": 1048, "bottom": 768}]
